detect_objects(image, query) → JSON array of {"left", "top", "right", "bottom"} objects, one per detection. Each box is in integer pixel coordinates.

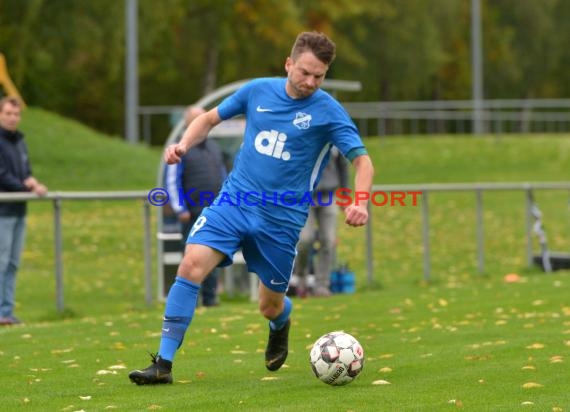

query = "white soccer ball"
[{"left": 309, "top": 331, "right": 365, "bottom": 386}]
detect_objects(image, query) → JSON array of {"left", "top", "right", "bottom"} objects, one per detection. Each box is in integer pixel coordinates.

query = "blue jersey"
[{"left": 217, "top": 77, "right": 365, "bottom": 229}]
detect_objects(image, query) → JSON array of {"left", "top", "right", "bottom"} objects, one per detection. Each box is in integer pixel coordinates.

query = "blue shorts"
[{"left": 186, "top": 204, "right": 300, "bottom": 293}]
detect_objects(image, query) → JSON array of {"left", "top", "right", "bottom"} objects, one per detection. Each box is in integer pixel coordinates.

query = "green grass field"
[{"left": 1, "top": 108, "right": 569, "bottom": 410}]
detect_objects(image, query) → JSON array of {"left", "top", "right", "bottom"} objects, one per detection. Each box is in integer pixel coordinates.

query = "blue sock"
[
  {"left": 158, "top": 276, "right": 200, "bottom": 362},
  {"left": 269, "top": 296, "right": 292, "bottom": 331}
]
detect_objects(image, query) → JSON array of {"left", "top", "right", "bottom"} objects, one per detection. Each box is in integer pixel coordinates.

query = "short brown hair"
[
  {"left": 0, "top": 96, "right": 22, "bottom": 112},
  {"left": 290, "top": 31, "right": 336, "bottom": 66}
]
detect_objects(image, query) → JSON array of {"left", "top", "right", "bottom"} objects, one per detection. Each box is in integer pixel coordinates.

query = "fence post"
[
  {"left": 421, "top": 190, "right": 431, "bottom": 282},
  {"left": 476, "top": 189, "right": 485, "bottom": 273},
  {"left": 143, "top": 199, "right": 153, "bottom": 305},
  {"left": 53, "top": 197, "right": 64, "bottom": 312},
  {"left": 525, "top": 188, "right": 534, "bottom": 267},
  {"left": 366, "top": 201, "right": 374, "bottom": 285}
]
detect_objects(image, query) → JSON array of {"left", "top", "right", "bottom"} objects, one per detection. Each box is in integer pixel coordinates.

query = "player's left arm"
[{"left": 344, "top": 154, "right": 374, "bottom": 227}]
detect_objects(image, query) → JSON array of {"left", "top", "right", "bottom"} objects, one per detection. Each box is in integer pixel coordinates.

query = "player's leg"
[
  {"left": 243, "top": 219, "right": 298, "bottom": 371},
  {"left": 130, "top": 207, "right": 238, "bottom": 385},
  {"left": 129, "top": 244, "right": 224, "bottom": 385},
  {"left": 258, "top": 284, "right": 292, "bottom": 371},
  {"left": 158, "top": 244, "right": 224, "bottom": 358}
]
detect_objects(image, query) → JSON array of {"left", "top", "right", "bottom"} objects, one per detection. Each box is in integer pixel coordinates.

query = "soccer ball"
[{"left": 309, "top": 331, "right": 365, "bottom": 386}]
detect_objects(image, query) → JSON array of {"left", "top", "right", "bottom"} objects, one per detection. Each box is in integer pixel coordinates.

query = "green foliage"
[{"left": 2, "top": 1, "right": 570, "bottom": 141}]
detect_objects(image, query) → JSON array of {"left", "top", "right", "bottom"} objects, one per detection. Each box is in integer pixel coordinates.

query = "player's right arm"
[{"left": 164, "top": 107, "right": 223, "bottom": 165}]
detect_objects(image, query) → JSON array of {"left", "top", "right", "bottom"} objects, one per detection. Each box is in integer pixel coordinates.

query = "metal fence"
[
  {"left": 365, "top": 182, "right": 570, "bottom": 285},
  {"left": 139, "top": 98, "right": 570, "bottom": 143},
  {"left": 344, "top": 99, "right": 570, "bottom": 136},
  {"left": 2, "top": 182, "right": 569, "bottom": 311},
  {"left": 0, "top": 191, "right": 152, "bottom": 312}
]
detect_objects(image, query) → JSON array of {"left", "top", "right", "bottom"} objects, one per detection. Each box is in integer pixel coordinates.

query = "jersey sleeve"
[
  {"left": 217, "top": 80, "right": 258, "bottom": 120},
  {"left": 326, "top": 101, "right": 366, "bottom": 159}
]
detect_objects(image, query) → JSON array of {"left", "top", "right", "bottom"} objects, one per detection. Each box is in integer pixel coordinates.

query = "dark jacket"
[
  {"left": 180, "top": 140, "right": 227, "bottom": 216},
  {"left": 166, "top": 139, "right": 227, "bottom": 217},
  {"left": 0, "top": 126, "right": 31, "bottom": 216}
]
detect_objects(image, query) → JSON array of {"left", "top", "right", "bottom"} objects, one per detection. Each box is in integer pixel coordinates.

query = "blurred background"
[{"left": 1, "top": 0, "right": 569, "bottom": 145}]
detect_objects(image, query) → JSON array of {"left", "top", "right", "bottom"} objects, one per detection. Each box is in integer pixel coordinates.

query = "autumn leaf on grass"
[
  {"left": 525, "top": 343, "right": 544, "bottom": 349},
  {"left": 51, "top": 348, "right": 74, "bottom": 355},
  {"left": 465, "top": 354, "right": 492, "bottom": 361},
  {"left": 96, "top": 370, "right": 117, "bottom": 375},
  {"left": 447, "top": 399, "right": 463, "bottom": 408},
  {"left": 522, "top": 382, "right": 544, "bottom": 389},
  {"left": 61, "top": 359, "right": 75, "bottom": 365},
  {"left": 549, "top": 355, "right": 563, "bottom": 363}
]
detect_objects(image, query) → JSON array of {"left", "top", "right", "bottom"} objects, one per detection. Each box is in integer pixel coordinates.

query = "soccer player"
[{"left": 129, "top": 31, "right": 374, "bottom": 385}]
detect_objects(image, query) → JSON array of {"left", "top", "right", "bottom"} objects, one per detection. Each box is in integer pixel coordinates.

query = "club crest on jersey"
[{"left": 293, "top": 112, "right": 312, "bottom": 130}]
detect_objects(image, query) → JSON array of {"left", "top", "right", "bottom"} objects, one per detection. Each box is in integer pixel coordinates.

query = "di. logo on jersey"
[{"left": 254, "top": 130, "right": 291, "bottom": 161}]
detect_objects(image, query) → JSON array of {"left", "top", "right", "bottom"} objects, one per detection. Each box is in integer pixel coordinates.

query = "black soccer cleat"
[
  {"left": 129, "top": 353, "right": 173, "bottom": 385},
  {"left": 265, "top": 319, "right": 291, "bottom": 371}
]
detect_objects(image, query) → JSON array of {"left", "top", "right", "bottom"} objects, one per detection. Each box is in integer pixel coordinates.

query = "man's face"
[
  {"left": 0, "top": 102, "right": 22, "bottom": 131},
  {"left": 285, "top": 51, "right": 329, "bottom": 99}
]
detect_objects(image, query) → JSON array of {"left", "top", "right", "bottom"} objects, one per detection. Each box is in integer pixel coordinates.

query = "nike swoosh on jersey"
[{"left": 256, "top": 105, "right": 273, "bottom": 112}]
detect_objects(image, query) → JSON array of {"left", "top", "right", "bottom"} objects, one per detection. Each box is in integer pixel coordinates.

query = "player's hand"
[
  {"left": 343, "top": 203, "right": 368, "bottom": 227},
  {"left": 164, "top": 144, "right": 186, "bottom": 164}
]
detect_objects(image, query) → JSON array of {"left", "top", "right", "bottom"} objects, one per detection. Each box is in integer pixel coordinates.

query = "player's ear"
[{"left": 285, "top": 57, "right": 293, "bottom": 73}]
